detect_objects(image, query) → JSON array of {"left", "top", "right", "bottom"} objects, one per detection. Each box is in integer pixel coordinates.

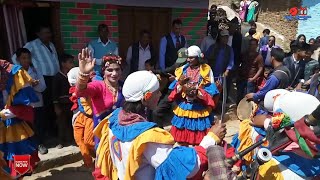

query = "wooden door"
[{"left": 118, "top": 6, "right": 171, "bottom": 61}]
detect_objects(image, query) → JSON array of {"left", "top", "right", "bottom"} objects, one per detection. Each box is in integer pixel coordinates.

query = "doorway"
[
  {"left": 118, "top": 6, "right": 172, "bottom": 60},
  {"left": 21, "top": 2, "right": 63, "bottom": 54},
  {"left": 23, "top": 7, "right": 52, "bottom": 42}
]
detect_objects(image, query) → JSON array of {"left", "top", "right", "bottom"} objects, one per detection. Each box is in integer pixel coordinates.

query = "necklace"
[{"left": 105, "top": 82, "right": 118, "bottom": 103}]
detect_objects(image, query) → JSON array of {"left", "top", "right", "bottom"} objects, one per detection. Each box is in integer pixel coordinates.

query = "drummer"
[
  {"left": 221, "top": 91, "right": 320, "bottom": 179},
  {"left": 230, "top": 89, "right": 289, "bottom": 172},
  {"left": 245, "top": 48, "right": 291, "bottom": 103}
]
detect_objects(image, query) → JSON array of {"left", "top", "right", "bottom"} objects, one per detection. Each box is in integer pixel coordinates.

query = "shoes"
[{"left": 38, "top": 144, "right": 48, "bottom": 155}]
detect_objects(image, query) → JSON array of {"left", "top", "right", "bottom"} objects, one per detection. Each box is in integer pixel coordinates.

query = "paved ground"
[{"left": 23, "top": 161, "right": 93, "bottom": 180}]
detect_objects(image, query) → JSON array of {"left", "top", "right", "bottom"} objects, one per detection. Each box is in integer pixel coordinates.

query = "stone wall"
[
  {"left": 257, "top": 0, "right": 300, "bottom": 43},
  {"left": 60, "top": 2, "right": 119, "bottom": 56}
]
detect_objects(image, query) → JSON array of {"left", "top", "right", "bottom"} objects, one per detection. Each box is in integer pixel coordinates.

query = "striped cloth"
[
  {"left": 206, "top": 145, "right": 236, "bottom": 180},
  {"left": 12, "top": 38, "right": 59, "bottom": 76}
]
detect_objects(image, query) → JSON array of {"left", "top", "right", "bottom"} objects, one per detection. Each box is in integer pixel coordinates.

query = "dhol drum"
[{"left": 237, "top": 98, "right": 258, "bottom": 120}]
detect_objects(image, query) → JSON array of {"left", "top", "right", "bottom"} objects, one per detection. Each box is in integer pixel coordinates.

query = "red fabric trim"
[
  {"left": 170, "top": 126, "right": 208, "bottom": 145},
  {"left": 294, "top": 118, "right": 320, "bottom": 144},
  {"left": 92, "top": 167, "right": 109, "bottom": 180},
  {"left": 69, "top": 86, "right": 79, "bottom": 111},
  {"left": 8, "top": 105, "right": 34, "bottom": 123},
  {"left": 168, "top": 84, "right": 182, "bottom": 102},
  {"left": 190, "top": 146, "right": 208, "bottom": 180},
  {"left": 197, "top": 88, "right": 216, "bottom": 109},
  {"left": 225, "top": 147, "right": 242, "bottom": 167}
]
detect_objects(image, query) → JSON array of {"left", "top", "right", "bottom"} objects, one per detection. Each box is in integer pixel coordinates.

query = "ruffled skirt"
[
  {"left": 170, "top": 101, "right": 214, "bottom": 145},
  {"left": 0, "top": 118, "right": 39, "bottom": 177}
]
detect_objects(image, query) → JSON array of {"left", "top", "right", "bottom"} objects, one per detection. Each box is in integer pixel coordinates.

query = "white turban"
[
  {"left": 263, "top": 89, "right": 289, "bottom": 112},
  {"left": 187, "top": 45, "right": 202, "bottom": 57},
  {"left": 273, "top": 92, "right": 320, "bottom": 122},
  {"left": 67, "top": 67, "right": 80, "bottom": 86},
  {"left": 122, "top": 71, "right": 159, "bottom": 102}
]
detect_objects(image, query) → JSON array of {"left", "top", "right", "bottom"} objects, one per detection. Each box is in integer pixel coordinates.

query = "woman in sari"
[
  {"left": 246, "top": 1, "right": 259, "bottom": 22},
  {"left": 76, "top": 48, "right": 124, "bottom": 178},
  {"left": 239, "top": 0, "right": 249, "bottom": 22}
]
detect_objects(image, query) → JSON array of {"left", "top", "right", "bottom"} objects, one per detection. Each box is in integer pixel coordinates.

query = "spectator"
[
  {"left": 304, "top": 46, "right": 319, "bottom": 81},
  {"left": 246, "top": 48, "right": 291, "bottom": 102},
  {"left": 205, "top": 30, "right": 234, "bottom": 101},
  {"left": 15, "top": 48, "right": 48, "bottom": 155},
  {"left": 159, "top": 19, "right": 187, "bottom": 71},
  {"left": 12, "top": 25, "right": 59, "bottom": 139},
  {"left": 283, "top": 42, "right": 308, "bottom": 87},
  {"left": 245, "top": 21, "right": 263, "bottom": 41},
  {"left": 125, "top": 30, "right": 154, "bottom": 76},
  {"left": 200, "top": 26, "right": 217, "bottom": 53},
  {"left": 256, "top": 67, "right": 272, "bottom": 91},
  {"left": 88, "top": 24, "right": 118, "bottom": 76},
  {"left": 237, "top": 38, "right": 264, "bottom": 103},
  {"left": 259, "top": 36, "right": 279, "bottom": 68},
  {"left": 241, "top": 28, "right": 256, "bottom": 54},
  {"left": 259, "top": 29, "right": 270, "bottom": 49},
  {"left": 52, "top": 53, "right": 75, "bottom": 148},
  {"left": 297, "top": 34, "right": 306, "bottom": 44},
  {"left": 144, "top": 59, "right": 156, "bottom": 71},
  {"left": 309, "top": 38, "right": 316, "bottom": 45}
]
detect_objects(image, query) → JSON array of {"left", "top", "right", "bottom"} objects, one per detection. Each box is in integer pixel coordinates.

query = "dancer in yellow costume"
[{"left": 93, "top": 70, "right": 227, "bottom": 180}]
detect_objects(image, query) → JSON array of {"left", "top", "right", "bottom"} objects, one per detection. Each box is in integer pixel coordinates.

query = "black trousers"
[
  {"left": 152, "top": 90, "right": 174, "bottom": 128},
  {"left": 43, "top": 76, "right": 57, "bottom": 138},
  {"left": 33, "top": 107, "right": 46, "bottom": 144}
]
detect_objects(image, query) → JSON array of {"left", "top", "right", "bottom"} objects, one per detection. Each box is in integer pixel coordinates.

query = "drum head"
[{"left": 237, "top": 98, "right": 254, "bottom": 120}]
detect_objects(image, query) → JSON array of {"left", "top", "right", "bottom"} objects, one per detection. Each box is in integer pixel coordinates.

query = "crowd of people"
[{"left": 0, "top": 3, "right": 320, "bottom": 180}]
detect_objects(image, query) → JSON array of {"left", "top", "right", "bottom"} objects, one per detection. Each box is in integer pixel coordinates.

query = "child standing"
[
  {"left": 52, "top": 53, "right": 74, "bottom": 148},
  {"left": 144, "top": 59, "right": 156, "bottom": 71},
  {"left": 15, "top": 48, "right": 48, "bottom": 155},
  {"left": 256, "top": 67, "right": 271, "bottom": 91}
]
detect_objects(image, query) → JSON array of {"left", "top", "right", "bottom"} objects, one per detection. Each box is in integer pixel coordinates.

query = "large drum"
[{"left": 237, "top": 98, "right": 257, "bottom": 120}]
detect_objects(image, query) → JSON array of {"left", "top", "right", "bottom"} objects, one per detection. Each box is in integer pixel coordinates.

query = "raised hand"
[{"left": 78, "top": 48, "right": 95, "bottom": 74}]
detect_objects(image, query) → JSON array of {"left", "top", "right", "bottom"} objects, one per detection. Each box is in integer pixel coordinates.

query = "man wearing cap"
[
  {"left": 205, "top": 29, "right": 234, "bottom": 98},
  {"left": 246, "top": 48, "right": 291, "bottom": 102},
  {"left": 152, "top": 48, "right": 188, "bottom": 128},
  {"left": 93, "top": 70, "right": 227, "bottom": 180}
]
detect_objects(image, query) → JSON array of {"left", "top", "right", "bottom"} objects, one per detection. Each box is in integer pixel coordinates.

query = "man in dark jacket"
[
  {"left": 124, "top": 30, "right": 154, "bottom": 77},
  {"left": 152, "top": 48, "right": 187, "bottom": 128},
  {"left": 283, "top": 41, "right": 308, "bottom": 88},
  {"left": 159, "top": 19, "right": 187, "bottom": 71}
]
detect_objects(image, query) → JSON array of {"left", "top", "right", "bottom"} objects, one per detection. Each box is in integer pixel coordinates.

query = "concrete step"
[{"left": 34, "top": 145, "right": 82, "bottom": 174}]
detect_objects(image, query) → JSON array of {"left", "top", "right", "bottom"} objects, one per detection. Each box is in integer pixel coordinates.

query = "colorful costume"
[
  {"left": 0, "top": 60, "right": 40, "bottom": 177},
  {"left": 231, "top": 91, "right": 320, "bottom": 179},
  {"left": 94, "top": 71, "right": 220, "bottom": 180},
  {"left": 76, "top": 80, "right": 124, "bottom": 149},
  {"left": 68, "top": 67, "right": 95, "bottom": 168},
  {"left": 168, "top": 63, "right": 219, "bottom": 145}
]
